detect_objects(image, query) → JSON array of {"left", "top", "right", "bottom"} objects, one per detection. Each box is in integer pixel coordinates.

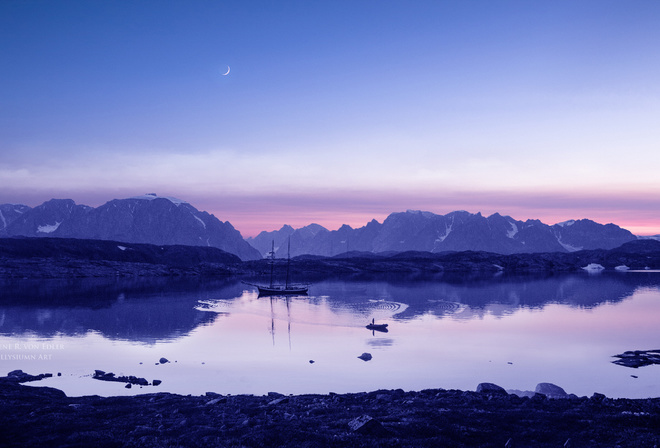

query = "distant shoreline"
[{"left": 2, "top": 236, "right": 660, "bottom": 279}]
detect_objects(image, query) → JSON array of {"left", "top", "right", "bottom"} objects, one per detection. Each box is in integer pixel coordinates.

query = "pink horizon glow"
[
  {"left": 3, "top": 189, "right": 657, "bottom": 239},
  {"left": 222, "top": 211, "right": 660, "bottom": 239}
]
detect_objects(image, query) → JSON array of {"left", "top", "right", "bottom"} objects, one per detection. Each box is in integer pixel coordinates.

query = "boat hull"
[
  {"left": 257, "top": 285, "right": 309, "bottom": 296},
  {"left": 366, "top": 324, "right": 389, "bottom": 333}
]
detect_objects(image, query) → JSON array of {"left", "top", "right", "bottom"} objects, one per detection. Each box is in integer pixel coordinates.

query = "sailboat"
[{"left": 255, "top": 239, "right": 309, "bottom": 296}]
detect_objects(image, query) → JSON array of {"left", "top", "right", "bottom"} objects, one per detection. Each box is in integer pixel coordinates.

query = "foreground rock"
[
  {"left": 92, "top": 370, "right": 158, "bottom": 387},
  {"left": 1, "top": 380, "right": 659, "bottom": 447},
  {"left": 613, "top": 349, "right": 660, "bottom": 368},
  {"left": 4, "top": 369, "right": 53, "bottom": 383},
  {"left": 357, "top": 352, "right": 373, "bottom": 361},
  {"left": 535, "top": 382, "right": 568, "bottom": 399}
]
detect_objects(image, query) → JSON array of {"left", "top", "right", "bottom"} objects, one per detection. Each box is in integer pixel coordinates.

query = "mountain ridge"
[
  {"left": 0, "top": 194, "right": 261, "bottom": 261},
  {"left": 246, "top": 209, "right": 637, "bottom": 258},
  {"left": 1, "top": 196, "right": 642, "bottom": 260}
]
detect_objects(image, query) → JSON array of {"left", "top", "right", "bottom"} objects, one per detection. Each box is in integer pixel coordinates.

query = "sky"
[{"left": 2, "top": 1, "right": 660, "bottom": 237}]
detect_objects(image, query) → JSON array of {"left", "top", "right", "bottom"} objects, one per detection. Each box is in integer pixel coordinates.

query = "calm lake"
[{"left": 1, "top": 272, "right": 659, "bottom": 398}]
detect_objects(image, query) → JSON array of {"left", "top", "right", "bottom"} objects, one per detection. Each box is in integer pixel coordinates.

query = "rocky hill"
[
  {"left": 247, "top": 210, "right": 637, "bottom": 258},
  {"left": 2, "top": 237, "right": 659, "bottom": 279},
  {"left": 0, "top": 237, "right": 243, "bottom": 278},
  {"left": 0, "top": 194, "right": 261, "bottom": 260}
]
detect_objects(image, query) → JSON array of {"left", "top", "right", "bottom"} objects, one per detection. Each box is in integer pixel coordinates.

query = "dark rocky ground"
[{"left": 1, "top": 375, "right": 659, "bottom": 448}]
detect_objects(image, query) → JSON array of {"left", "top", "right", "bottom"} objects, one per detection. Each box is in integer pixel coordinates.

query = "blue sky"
[{"left": 2, "top": 1, "right": 659, "bottom": 236}]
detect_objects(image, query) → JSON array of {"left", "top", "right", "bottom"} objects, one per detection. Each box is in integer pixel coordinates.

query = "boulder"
[
  {"left": 348, "top": 415, "right": 389, "bottom": 436},
  {"left": 7, "top": 370, "right": 27, "bottom": 381},
  {"left": 582, "top": 263, "right": 605, "bottom": 272},
  {"left": 476, "top": 383, "right": 507, "bottom": 395},
  {"left": 357, "top": 353, "right": 372, "bottom": 361},
  {"left": 535, "top": 383, "right": 567, "bottom": 399}
]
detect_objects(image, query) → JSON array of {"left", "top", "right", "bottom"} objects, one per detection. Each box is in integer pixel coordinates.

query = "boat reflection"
[
  {"left": 1, "top": 272, "right": 658, "bottom": 343},
  {"left": 1, "top": 272, "right": 660, "bottom": 398}
]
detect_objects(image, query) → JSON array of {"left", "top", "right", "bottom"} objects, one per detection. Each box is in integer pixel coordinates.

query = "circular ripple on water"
[
  {"left": 348, "top": 301, "right": 403, "bottom": 313},
  {"left": 370, "top": 301, "right": 402, "bottom": 311},
  {"left": 429, "top": 300, "right": 464, "bottom": 314}
]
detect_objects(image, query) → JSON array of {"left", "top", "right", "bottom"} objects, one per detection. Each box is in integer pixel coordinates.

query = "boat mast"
[
  {"left": 285, "top": 237, "right": 291, "bottom": 289},
  {"left": 269, "top": 240, "right": 275, "bottom": 288}
]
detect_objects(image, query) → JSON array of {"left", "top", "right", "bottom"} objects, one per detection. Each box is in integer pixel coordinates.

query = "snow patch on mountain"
[
  {"left": 557, "top": 239, "right": 582, "bottom": 252},
  {"left": 37, "top": 221, "right": 62, "bottom": 233},
  {"left": 0, "top": 210, "right": 5, "bottom": 229},
  {"left": 556, "top": 220, "right": 576, "bottom": 227},
  {"left": 131, "top": 193, "right": 187, "bottom": 205},
  {"left": 436, "top": 221, "right": 454, "bottom": 243},
  {"left": 194, "top": 215, "right": 206, "bottom": 229},
  {"left": 507, "top": 221, "right": 518, "bottom": 239}
]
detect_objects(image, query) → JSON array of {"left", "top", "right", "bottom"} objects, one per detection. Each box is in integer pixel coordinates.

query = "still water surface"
[{"left": 1, "top": 273, "right": 659, "bottom": 398}]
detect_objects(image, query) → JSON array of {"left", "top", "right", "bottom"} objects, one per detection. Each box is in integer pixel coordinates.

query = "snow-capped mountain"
[
  {"left": 0, "top": 194, "right": 261, "bottom": 260},
  {"left": 1, "top": 198, "right": 639, "bottom": 260},
  {"left": 247, "top": 210, "right": 637, "bottom": 257}
]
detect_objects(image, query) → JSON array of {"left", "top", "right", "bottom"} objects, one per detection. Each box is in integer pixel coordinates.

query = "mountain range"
[
  {"left": 246, "top": 210, "right": 640, "bottom": 258},
  {"left": 0, "top": 195, "right": 651, "bottom": 261},
  {"left": 0, "top": 194, "right": 261, "bottom": 260}
]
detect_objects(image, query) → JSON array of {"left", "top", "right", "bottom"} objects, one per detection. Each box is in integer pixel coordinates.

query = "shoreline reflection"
[{"left": 0, "top": 273, "right": 659, "bottom": 399}]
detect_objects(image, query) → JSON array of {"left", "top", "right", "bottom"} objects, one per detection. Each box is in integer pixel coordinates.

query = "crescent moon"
[{"left": 222, "top": 66, "right": 230, "bottom": 76}]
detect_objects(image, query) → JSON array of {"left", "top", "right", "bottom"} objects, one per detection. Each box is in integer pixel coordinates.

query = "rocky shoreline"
[
  {"left": 1, "top": 373, "right": 659, "bottom": 447},
  {"left": 2, "top": 237, "right": 660, "bottom": 279}
]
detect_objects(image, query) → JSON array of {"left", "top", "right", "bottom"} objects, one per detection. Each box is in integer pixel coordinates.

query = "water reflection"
[
  {"left": 0, "top": 278, "right": 241, "bottom": 342},
  {"left": 196, "top": 292, "right": 409, "bottom": 331},
  {"left": 0, "top": 272, "right": 659, "bottom": 398},
  {"left": 1, "top": 272, "right": 658, "bottom": 341}
]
